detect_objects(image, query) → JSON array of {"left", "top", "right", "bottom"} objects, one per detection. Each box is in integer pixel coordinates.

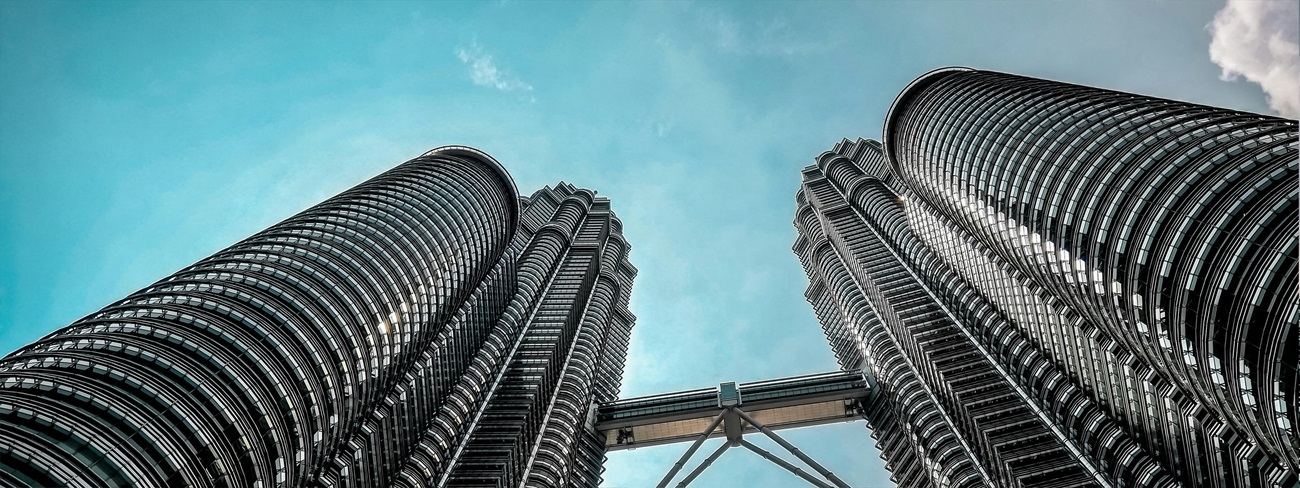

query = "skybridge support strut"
[
  {"left": 733, "top": 408, "right": 853, "bottom": 488},
  {"left": 601, "top": 373, "right": 870, "bottom": 488},
  {"left": 655, "top": 412, "right": 727, "bottom": 488},
  {"left": 654, "top": 407, "right": 852, "bottom": 488},
  {"left": 675, "top": 441, "right": 731, "bottom": 487},
  {"left": 738, "top": 439, "right": 837, "bottom": 488}
]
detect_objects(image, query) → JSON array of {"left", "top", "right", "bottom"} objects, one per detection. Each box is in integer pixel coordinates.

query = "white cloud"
[
  {"left": 711, "top": 13, "right": 830, "bottom": 57},
  {"left": 649, "top": 119, "right": 674, "bottom": 138},
  {"left": 455, "top": 42, "right": 534, "bottom": 95},
  {"left": 716, "top": 16, "right": 743, "bottom": 52},
  {"left": 1208, "top": 0, "right": 1300, "bottom": 118}
]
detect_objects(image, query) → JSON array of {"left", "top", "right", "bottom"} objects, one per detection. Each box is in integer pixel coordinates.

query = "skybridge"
[{"left": 595, "top": 370, "right": 874, "bottom": 488}]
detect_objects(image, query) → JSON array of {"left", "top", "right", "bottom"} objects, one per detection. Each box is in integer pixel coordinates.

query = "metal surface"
[
  {"left": 648, "top": 405, "right": 854, "bottom": 488},
  {"left": 674, "top": 441, "right": 732, "bottom": 488},
  {"left": 738, "top": 439, "right": 837, "bottom": 488},
  {"left": 733, "top": 408, "right": 853, "bottom": 488},
  {"left": 655, "top": 412, "right": 727, "bottom": 488},
  {"left": 597, "top": 370, "right": 869, "bottom": 451}
]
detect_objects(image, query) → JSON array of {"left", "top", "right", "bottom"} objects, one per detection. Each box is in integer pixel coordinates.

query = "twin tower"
[{"left": 1, "top": 68, "right": 1295, "bottom": 487}]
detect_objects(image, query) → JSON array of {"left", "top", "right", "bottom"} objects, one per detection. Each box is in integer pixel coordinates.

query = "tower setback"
[
  {"left": 795, "top": 68, "right": 1297, "bottom": 487},
  {"left": 0, "top": 147, "right": 636, "bottom": 488},
  {"left": 2, "top": 66, "right": 1295, "bottom": 488}
]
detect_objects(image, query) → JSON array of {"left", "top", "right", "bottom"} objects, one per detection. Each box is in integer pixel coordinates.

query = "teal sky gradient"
[{"left": 0, "top": 1, "right": 1280, "bottom": 486}]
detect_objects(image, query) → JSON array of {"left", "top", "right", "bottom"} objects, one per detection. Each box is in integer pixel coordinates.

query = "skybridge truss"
[{"left": 594, "top": 370, "right": 873, "bottom": 487}]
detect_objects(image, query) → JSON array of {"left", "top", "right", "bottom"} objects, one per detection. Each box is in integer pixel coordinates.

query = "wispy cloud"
[
  {"left": 713, "top": 14, "right": 830, "bottom": 57},
  {"left": 647, "top": 119, "right": 674, "bottom": 138},
  {"left": 1208, "top": 0, "right": 1299, "bottom": 118},
  {"left": 455, "top": 41, "right": 534, "bottom": 96}
]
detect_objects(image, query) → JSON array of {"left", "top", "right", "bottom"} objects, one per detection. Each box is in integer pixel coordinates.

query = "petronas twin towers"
[{"left": 1, "top": 69, "right": 1295, "bottom": 487}]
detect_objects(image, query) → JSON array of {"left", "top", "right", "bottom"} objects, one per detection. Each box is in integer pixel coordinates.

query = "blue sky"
[{"left": 0, "top": 1, "right": 1291, "bottom": 486}]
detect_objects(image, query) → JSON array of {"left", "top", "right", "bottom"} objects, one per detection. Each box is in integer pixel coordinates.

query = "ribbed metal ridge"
[
  {"left": 439, "top": 182, "right": 637, "bottom": 488},
  {"left": 796, "top": 138, "right": 1135, "bottom": 487},
  {"left": 873, "top": 68, "right": 1298, "bottom": 486},
  {"left": 0, "top": 150, "right": 638, "bottom": 488},
  {"left": 881, "top": 66, "right": 972, "bottom": 177},
  {"left": 0, "top": 149, "right": 521, "bottom": 487},
  {"left": 422, "top": 145, "right": 522, "bottom": 234}
]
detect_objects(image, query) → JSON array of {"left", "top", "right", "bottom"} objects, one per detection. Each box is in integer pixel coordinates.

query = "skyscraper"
[
  {"left": 444, "top": 181, "right": 636, "bottom": 487},
  {"left": 3, "top": 67, "right": 1295, "bottom": 488},
  {"left": 795, "top": 68, "right": 1297, "bottom": 487},
  {"left": 0, "top": 147, "right": 636, "bottom": 488}
]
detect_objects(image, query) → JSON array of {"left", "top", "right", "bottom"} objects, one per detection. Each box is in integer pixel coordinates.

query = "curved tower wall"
[
  {"left": 881, "top": 68, "right": 1297, "bottom": 485},
  {"left": 0, "top": 149, "right": 637, "bottom": 488},
  {"left": 796, "top": 139, "right": 1175, "bottom": 487},
  {"left": 441, "top": 183, "right": 636, "bottom": 488},
  {"left": 0, "top": 147, "right": 519, "bottom": 487}
]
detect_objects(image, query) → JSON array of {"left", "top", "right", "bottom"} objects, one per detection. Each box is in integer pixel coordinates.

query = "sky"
[{"left": 0, "top": 1, "right": 1295, "bottom": 487}]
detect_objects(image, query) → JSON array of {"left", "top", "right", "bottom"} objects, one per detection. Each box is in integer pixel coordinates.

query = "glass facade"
[
  {"left": 0, "top": 148, "right": 636, "bottom": 488},
  {"left": 1, "top": 66, "right": 1293, "bottom": 488},
  {"left": 796, "top": 139, "right": 1123, "bottom": 487},
  {"left": 443, "top": 182, "right": 636, "bottom": 487},
  {"left": 793, "top": 68, "right": 1296, "bottom": 487}
]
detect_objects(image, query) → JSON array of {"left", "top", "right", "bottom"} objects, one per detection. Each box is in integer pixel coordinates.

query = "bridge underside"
[{"left": 595, "top": 370, "right": 870, "bottom": 451}]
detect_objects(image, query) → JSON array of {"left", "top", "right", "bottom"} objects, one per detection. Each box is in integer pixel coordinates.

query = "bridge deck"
[{"left": 595, "top": 370, "right": 869, "bottom": 451}]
